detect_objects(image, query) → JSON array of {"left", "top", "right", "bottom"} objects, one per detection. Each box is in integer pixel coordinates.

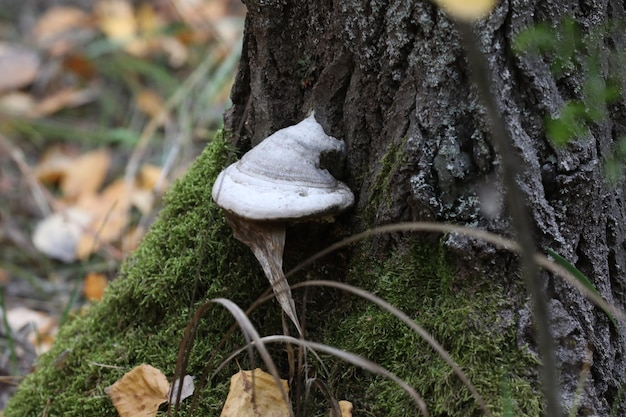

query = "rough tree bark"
[
  {"left": 6, "top": 1, "right": 626, "bottom": 416},
  {"left": 225, "top": 0, "right": 626, "bottom": 415}
]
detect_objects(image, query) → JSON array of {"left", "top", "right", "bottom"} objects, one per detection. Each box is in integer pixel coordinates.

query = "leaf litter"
[
  {"left": 106, "top": 364, "right": 194, "bottom": 417},
  {"left": 0, "top": 0, "right": 244, "bottom": 410}
]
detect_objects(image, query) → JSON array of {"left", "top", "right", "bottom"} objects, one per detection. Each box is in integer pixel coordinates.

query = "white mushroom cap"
[{"left": 212, "top": 114, "right": 354, "bottom": 221}]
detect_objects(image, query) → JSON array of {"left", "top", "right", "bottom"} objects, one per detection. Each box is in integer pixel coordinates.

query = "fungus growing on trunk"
[{"left": 212, "top": 114, "right": 354, "bottom": 333}]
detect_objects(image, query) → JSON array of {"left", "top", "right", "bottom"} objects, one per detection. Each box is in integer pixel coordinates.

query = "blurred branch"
[{"left": 458, "top": 22, "right": 562, "bottom": 417}]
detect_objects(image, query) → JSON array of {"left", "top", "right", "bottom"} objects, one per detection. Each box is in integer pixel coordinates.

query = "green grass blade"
[{"left": 0, "top": 288, "right": 18, "bottom": 374}]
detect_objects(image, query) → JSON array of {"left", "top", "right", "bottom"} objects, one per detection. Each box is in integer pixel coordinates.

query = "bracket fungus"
[{"left": 212, "top": 114, "right": 354, "bottom": 333}]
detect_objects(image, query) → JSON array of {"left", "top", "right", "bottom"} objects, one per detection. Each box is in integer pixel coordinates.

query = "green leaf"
[
  {"left": 617, "top": 136, "right": 626, "bottom": 158},
  {"left": 513, "top": 24, "right": 555, "bottom": 54},
  {"left": 551, "top": 17, "right": 581, "bottom": 76},
  {"left": 546, "top": 101, "right": 588, "bottom": 145},
  {"left": 603, "top": 157, "right": 623, "bottom": 184}
]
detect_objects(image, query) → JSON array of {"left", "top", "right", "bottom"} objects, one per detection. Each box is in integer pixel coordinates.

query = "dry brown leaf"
[
  {"left": 60, "top": 148, "right": 110, "bottom": 201},
  {"left": 63, "top": 53, "right": 96, "bottom": 79},
  {"left": 106, "top": 364, "right": 169, "bottom": 417},
  {"left": 135, "top": 3, "right": 161, "bottom": 33},
  {"left": 169, "top": 0, "right": 244, "bottom": 47},
  {"left": 0, "top": 43, "right": 41, "bottom": 94},
  {"left": 137, "top": 2, "right": 188, "bottom": 65},
  {"left": 95, "top": 0, "right": 136, "bottom": 40},
  {"left": 135, "top": 89, "right": 168, "bottom": 124},
  {"left": 138, "top": 164, "right": 166, "bottom": 191},
  {"left": 0, "top": 88, "right": 97, "bottom": 119},
  {"left": 220, "top": 368, "right": 291, "bottom": 417},
  {"left": 34, "top": 6, "right": 90, "bottom": 36},
  {"left": 83, "top": 272, "right": 108, "bottom": 301},
  {"left": 34, "top": 87, "right": 98, "bottom": 117},
  {"left": 6, "top": 307, "right": 58, "bottom": 354},
  {"left": 328, "top": 400, "right": 353, "bottom": 417},
  {"left": 99, "top": 177, "right": 133, "bottom": 202},
  {"left": 95, "top": 0, "right": 148, "bottom": 56},
  {"left": 133, "top": 164, "right": 168, "bottom": 214},
  {"left": 131, "top": 188, "right": 154, "bottom": 215},
  {"left": 75, "top": 180, "right": 130, "bottom": 259},
  {"left": 33, "top": 6, "right": 92, "bottom": 53},
  {"left": 173, "top": 0, "right": 228, "bottom": 27},
  {"left": 35, "top": 145, "right": 77, "bottom": 184},
  {"left": 0, "top": 269, "right": 9, "bottom": 284}
]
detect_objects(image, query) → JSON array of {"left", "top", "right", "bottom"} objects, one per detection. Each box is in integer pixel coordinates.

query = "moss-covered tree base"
[{"left": 5, "top": 135, "right": 540, "bottom": 416}]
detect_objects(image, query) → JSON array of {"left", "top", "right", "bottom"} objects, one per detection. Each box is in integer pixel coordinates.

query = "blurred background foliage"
[{"left": 514, "top": 16, "right": 626, "bottom": 181}]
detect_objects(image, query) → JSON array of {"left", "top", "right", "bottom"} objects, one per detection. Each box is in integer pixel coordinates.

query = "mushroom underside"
[{"left": 225, "top": 213, "right": 301, "bottom": 333}]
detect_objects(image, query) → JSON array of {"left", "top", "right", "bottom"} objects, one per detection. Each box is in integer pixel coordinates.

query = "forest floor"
[{"left": 0, "top": 0, "right": 244, "bottom": 409}]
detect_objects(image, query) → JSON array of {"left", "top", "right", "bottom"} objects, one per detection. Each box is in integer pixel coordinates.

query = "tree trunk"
[{"left": 225, "top": 0, "right": 626, "bottom": 415}]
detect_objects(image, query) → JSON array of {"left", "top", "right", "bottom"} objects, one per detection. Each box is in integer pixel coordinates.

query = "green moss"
[
  {"left": 323, "top": 240, "right": 541, "bottom": 417},
  {"left": 4, "top": 132, "right": 272, "bottom": 416},
  {"left": 364, "top": 137, "right": 408, "bottom": 224},
  {"left": 6, "top": 133, "right": 540, "bottom": 417}
]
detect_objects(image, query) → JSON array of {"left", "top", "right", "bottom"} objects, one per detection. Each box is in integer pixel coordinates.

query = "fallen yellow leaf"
[
  {"left": 106, "top": 364, "right": 169, "bottom": 417},
  {"left": 220, "top": 368, "right": 291, "bottom": 417},
  {"left": 134, "top": 164, "right": 168, "bottom": 214},
  {"left": 83, "top": 272, "right": 108, "bottom": 301},
  {"left": 95, "top": 0, "right": 136, "bottom": 40},
  {"left": 33, "top": 6, "right": 91, "bottom": 53},
  {"left": 432, "top": 0, "right": 497, "bottom": 21},
  {"left": 339, "top": 400, "right": 353, "bottom": 417},
  {"left": 35, "top": 87, "right": 98, "bottom": 117},
  {"left": 60, "top": 149, "right": 111, "bottom": 201},
  {"left": 34, "top": 6, "right": 89, "bottom": 35},
  {"left": 135, "top": 3, "right": 161, "bottom": 34},
  {"left": 130, "top": 188, "right": 154, "bottom": 215},
  {"left": 35, "top": 145, "right": 77, "bottom": 184},
  {"left": 135, "top": 89, "right": 169, "bottom": 125},
  {"left": 95, "top": 0, "right": 148, "bottom": 55},
  {"left": 75, "top": 180, "right": 130, "bottom": 259},
  {"left": 139, "top": 164, "right": 164, "bottom": 189}
]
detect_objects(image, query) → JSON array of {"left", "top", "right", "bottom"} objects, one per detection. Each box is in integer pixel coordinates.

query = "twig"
[
  {"left": 286, "top": 221, "right": 626, "bottom": 325},
  {"left": 0, "top": 132, "right": 58, "bottom": 216}
]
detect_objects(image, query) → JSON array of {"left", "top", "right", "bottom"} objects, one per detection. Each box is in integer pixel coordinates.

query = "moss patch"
[
  {"left": 323, "top": 240, "right": 541, "bottom": 417},
  {"left": 4, "top": 133, "right": 274, "bottom": 416},
  {"left": 364, "top": 137, "right": 408, "bottom": 224},
  {"left": 5, "top": 133, "right": 541, "bottom": 417}
]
